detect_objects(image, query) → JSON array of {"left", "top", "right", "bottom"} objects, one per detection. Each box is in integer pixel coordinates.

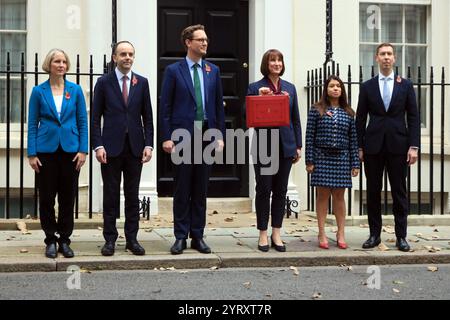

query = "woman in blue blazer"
[
  {"left": 305, "top": 75, "right": 359, "bottom": 250},
  {"left": 247, "top": 49, "right": 302, "bottom": 252},
  {"left": 27, "top": 49, "right": 88, "bottom": 258}
]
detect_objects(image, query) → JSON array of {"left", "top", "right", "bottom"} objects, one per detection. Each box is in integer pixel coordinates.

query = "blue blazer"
[
  {"left": 91, "top": 72, "right": 154, "bottom": 158},
  {"left": 159, "top": 59, "right": 226, "bottom": 142},
  {"left": 247, "top": 78, "right": 302, "bottom": 158},
  {"left": 356, "top": 75, "right": 420, "bottom": 155},
  {"left": 27, "top": 80, "right": 88, "bottom": 157}
]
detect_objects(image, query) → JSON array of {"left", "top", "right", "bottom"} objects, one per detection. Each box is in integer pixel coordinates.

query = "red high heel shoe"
[
  {"left": 336, "top": 236, "right": 348, "bottom": 249},
  {"left": 318, "top": 236, "right": 329, "bottom": 249}
]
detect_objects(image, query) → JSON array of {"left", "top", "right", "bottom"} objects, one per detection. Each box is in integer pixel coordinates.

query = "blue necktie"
[
  {"left": 382, "top": 77, "right": 392, "bottom": 111},
  {"left": 193, "top": 64, "right": 204, "bottom": 122}
]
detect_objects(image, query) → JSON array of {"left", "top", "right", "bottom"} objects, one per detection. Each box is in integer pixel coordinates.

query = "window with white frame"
[
  {"left": 359, "top": 3, "right": 428, "bottom": 127},
  {"left": 0, "top": 0, "right": 27, "bottom": 123}
]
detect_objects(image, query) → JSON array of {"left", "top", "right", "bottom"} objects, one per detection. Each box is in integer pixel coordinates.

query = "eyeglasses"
[{"left": 191, "top": 38, "right": 209, "bottom": 43}]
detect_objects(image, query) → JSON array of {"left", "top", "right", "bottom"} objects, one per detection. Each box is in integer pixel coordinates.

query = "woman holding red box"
[{"left": 247, "top": 49, "right": 302, "bottom": 252}]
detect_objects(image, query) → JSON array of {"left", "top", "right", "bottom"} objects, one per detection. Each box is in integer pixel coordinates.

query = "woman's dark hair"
[
  {"left": 260, "top": 49, "right": 285, "bottom": 77},
  {"left": 314, "top": 75, "right": 355, "bottom": 117}
]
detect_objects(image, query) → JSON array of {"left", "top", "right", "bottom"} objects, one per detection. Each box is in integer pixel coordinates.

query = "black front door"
[{"left": 157, "top": 0, "right": 249, "bottom": 197}]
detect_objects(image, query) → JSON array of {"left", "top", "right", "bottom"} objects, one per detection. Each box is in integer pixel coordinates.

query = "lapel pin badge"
[
  {"left": 65, "top": 91, "right": 70, "bottom": 99},
  {"left": 132, "top": 76, "right": 138, "bottom": 86}
]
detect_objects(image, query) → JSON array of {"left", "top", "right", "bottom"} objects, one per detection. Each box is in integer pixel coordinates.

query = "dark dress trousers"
[
  {"left": 91, "top": 72, "right": 153, "bottom": 243},
  {"left": 356, "top": 75, "right": 420, "bottom": 238}
]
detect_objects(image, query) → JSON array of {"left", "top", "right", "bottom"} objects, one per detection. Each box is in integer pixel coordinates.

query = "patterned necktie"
[
  {"left": 122, "top": 75, "right": 128, "bottom": 104},
  {"left": 193, "top": 64, "right": 204, "bottom": 122},
  {"left": 382, "top": 77, "right": 391, "bottom": 111}
]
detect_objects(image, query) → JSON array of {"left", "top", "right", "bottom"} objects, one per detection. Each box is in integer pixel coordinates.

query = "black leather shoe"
[
  {"left": 258, "top": 237, "right": 269, "bottom": 252},
  {"left": 58, "top": 243, "right": 74, "bottom": 258},
  {"left": 101, "top": 242, "right": 115, "bottom": 256},
  {"left": 45, "top": 243, "right": 57, "bottom": 259},
  {"left": 191, "top": 238, "right": 211, "bottom": 254},
  {"left": 125, "top": 241, "right": 145, "bottom": 255},
  {"left": 396, "top": 238, "right": 411, "bottom": 252},
  {"left": 170, "top": 239, "right": 187, "bottom": 255},
  {"left": 362, "top": 236, "right": 381, "bottom": 249},
  {"left": 271, "top": 236, "right": 286, "bottom": 252}
]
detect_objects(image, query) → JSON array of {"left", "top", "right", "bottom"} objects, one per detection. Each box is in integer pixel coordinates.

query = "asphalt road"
[{"left": 1, "top": 264, "right": 449, "bottom": 301}]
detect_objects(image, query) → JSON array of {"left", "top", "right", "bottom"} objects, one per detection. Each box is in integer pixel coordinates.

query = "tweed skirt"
[{"left": 310, "top": 148, "right": 352, "bottom": 188}]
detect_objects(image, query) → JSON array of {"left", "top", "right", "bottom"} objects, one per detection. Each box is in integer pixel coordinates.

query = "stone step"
[{"left": 158, "top": 197, "right": 253, "bottom": 215}]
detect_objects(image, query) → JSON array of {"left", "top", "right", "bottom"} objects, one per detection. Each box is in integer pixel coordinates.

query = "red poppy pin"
[
  {"left": 396, "top": 76, "right": 402, "bottom": 83},
  {"left": 326, "top": 111, "right": 333, "bottom": 117},
  {"left": 65, "top": 91, "right": 70, "bottom": 99},
  {"left": 205, "top": 64, "right": 211, "bottom": 73},
  {"left": 132, "top": 76, "right": 138, "bottom": 86},
  {"left": 281, "top": 91, "right": 290, "bottom": 96}
]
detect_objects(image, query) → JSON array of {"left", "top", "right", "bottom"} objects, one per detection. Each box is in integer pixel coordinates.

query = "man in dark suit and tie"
[
  {"left": 92, "top": 41, "right": 154, "bottom": 256},
  {"left": 159, "top": 25, "right": 225, "bottom": 255},
  {"left": 356, "top": 43, "right": 420, "bottom": 252}
]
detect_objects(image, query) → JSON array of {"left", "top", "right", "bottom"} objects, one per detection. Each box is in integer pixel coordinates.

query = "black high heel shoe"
[
  {"left": 258, "top": 237, "right": 269, "bottom": 252},
  {"left": 271, "top": 236, "right": 286, "bottom": 252}
]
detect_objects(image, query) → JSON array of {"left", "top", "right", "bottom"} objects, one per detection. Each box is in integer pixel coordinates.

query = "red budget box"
[{"left": 246, "top": 95, "right": 290, "bottom": 128}]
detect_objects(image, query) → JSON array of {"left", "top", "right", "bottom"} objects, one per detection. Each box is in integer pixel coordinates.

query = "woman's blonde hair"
[{"left": 42, "top": 48, "right": 71, "bottom": 73}]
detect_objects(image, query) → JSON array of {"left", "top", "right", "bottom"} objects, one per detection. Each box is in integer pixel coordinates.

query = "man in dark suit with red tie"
[
  {"left": 92, "top": 41, "right": 154, "bottom": 256},
  {"left": 356, "top": 43, "right": 420, "bottom": 252},
  {"left": 159, "top": 25, "right": 225, "bottom": 255}
]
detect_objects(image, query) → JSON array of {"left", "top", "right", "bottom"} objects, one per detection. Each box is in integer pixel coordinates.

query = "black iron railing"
[
  {"left": 0, "top": 52, "right": 108, "bottom": 219},
  {"left": 305, "top": 64, "right": 449, "bottom": 216}
]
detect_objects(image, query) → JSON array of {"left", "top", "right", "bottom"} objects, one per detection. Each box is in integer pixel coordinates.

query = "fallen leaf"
[
  {"left": 212, "top": 211, "right": 219, "bottom": 215},
  {"left": 144, "top": 228, "right": 153, "bottom": 233},
  {"left": 289, "top": 266, "right": 299, "bottom": 276},
  {"left": 118, "top": 235, "right": 125, "bottom": 239},
  {"left": 224, "top": 217, "right": 234, "bottom": 222},
  {"left": 251, "top": 223, "right": 256, "bottom": 227},
  {"left": 386, "top": 238, "right": 396, "bottom": 243},
  {"left": 97, "top": 227, "right": 103, "bottom": 230},
  {"left": 233, "top": 212, "right": 238, "bottom": 215},
  {"left": 16, "top": 221, "right": 28, "bottom": 233},
  {"left": 416, "top": 233, "right": 423, "bottom": 237},
  {"left": 243, "top": 282, "right": 251, "bottom": 289},
  {"left": 265, "top": 293, "right": 272, "bottom": 297},
  {"left": 427, "top": 266, "right": 439, "bottom": 272},
  {"left": 25, "top": 214, "right": 31, "bottom": 219},
  {"left": 378, "top": 243, "right": 390, "bottom": 251},
  {"left": 347, "top": 266, "right": 353, "bottom": 271},
  {"left": 312, "top": 292, "right": 322, "bottom": 299},
  {"left": 211, "top": 228, "right": 217, "bottom": 231},
  {"left": 393, "top": 281, "right": 404, "bottom": 285},
  {"left": 433, "top": 229, "right": 439, "bottom": 232},
  {"left": 19, "top": 249, "right": 28, "bottom": 253},
  {"left": 80, "top": 268, "right": 92, "bottom": 274},
  {"left": 210, "top": 266, "right": 219, "bottom": 270},
  {"left": 167, "top": 267, "right": 176, "bottom": 271},
  {"left": 179, "top": 271, "right": 188, "bottom": 274},
  {"left": 236, "top": 241, "right": 243, "bottom": 246},
  {"left": 409, "top": 238, "right": 420, "bottom": 243},
  {"left": 393, "top": 288, "right": 400, "bottom": 293},
  {"left": 159, "top": 267, "right": 166, "bottom": 271},
  {"left": 359, "top": 224, "right": 369, "bottom": 228},
  {"left": 382, "top": 226, "right": 395, "bottom": 234},
  {"left": 432, "top": 235, "right": 440, "bottom": 240}
]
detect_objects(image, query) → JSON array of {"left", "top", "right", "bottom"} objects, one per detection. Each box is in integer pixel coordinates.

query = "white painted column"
[
  {"left": 86, "top": 0, "right": 111, "bottom": 213},
  {"left": 118, "top": 0, "right": 159, "bottom": 215},
  {"left": 249, "top": 0, "right": 299, "bottom": 210}
]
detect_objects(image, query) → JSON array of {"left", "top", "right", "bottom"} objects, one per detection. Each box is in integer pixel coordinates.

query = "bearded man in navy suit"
[
  {"left": 356, "top": 43, "right": 420, "bottom": 252},
  {"left": 160, "top": 25, "right": 225, "bottom": 255},
  {"left": 92, "top": 41, "right": 154, "bottom": 256}
]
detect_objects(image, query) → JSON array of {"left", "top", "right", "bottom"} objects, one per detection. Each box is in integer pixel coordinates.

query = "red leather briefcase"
[{"left": 246, "top": 95, "right": 290, "bottom": 128}]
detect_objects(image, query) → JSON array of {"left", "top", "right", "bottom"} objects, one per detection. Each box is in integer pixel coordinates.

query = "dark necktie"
[
  {"left": 122, "top": 75, "right": 128, "bottom": 104},
  {"left": 193, "top": 64, "right": 204, "bottom": 122}
]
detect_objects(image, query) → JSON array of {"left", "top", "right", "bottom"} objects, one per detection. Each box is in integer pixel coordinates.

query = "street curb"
[
  {"left": 0, "top": 257, "right": 56, "bottom": 272},
  {"left": 55, "top": 254, "right": 220, "bottom": 272},
  {"left": 1, "top": 252, "right": 450, "bottom": 273}
]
